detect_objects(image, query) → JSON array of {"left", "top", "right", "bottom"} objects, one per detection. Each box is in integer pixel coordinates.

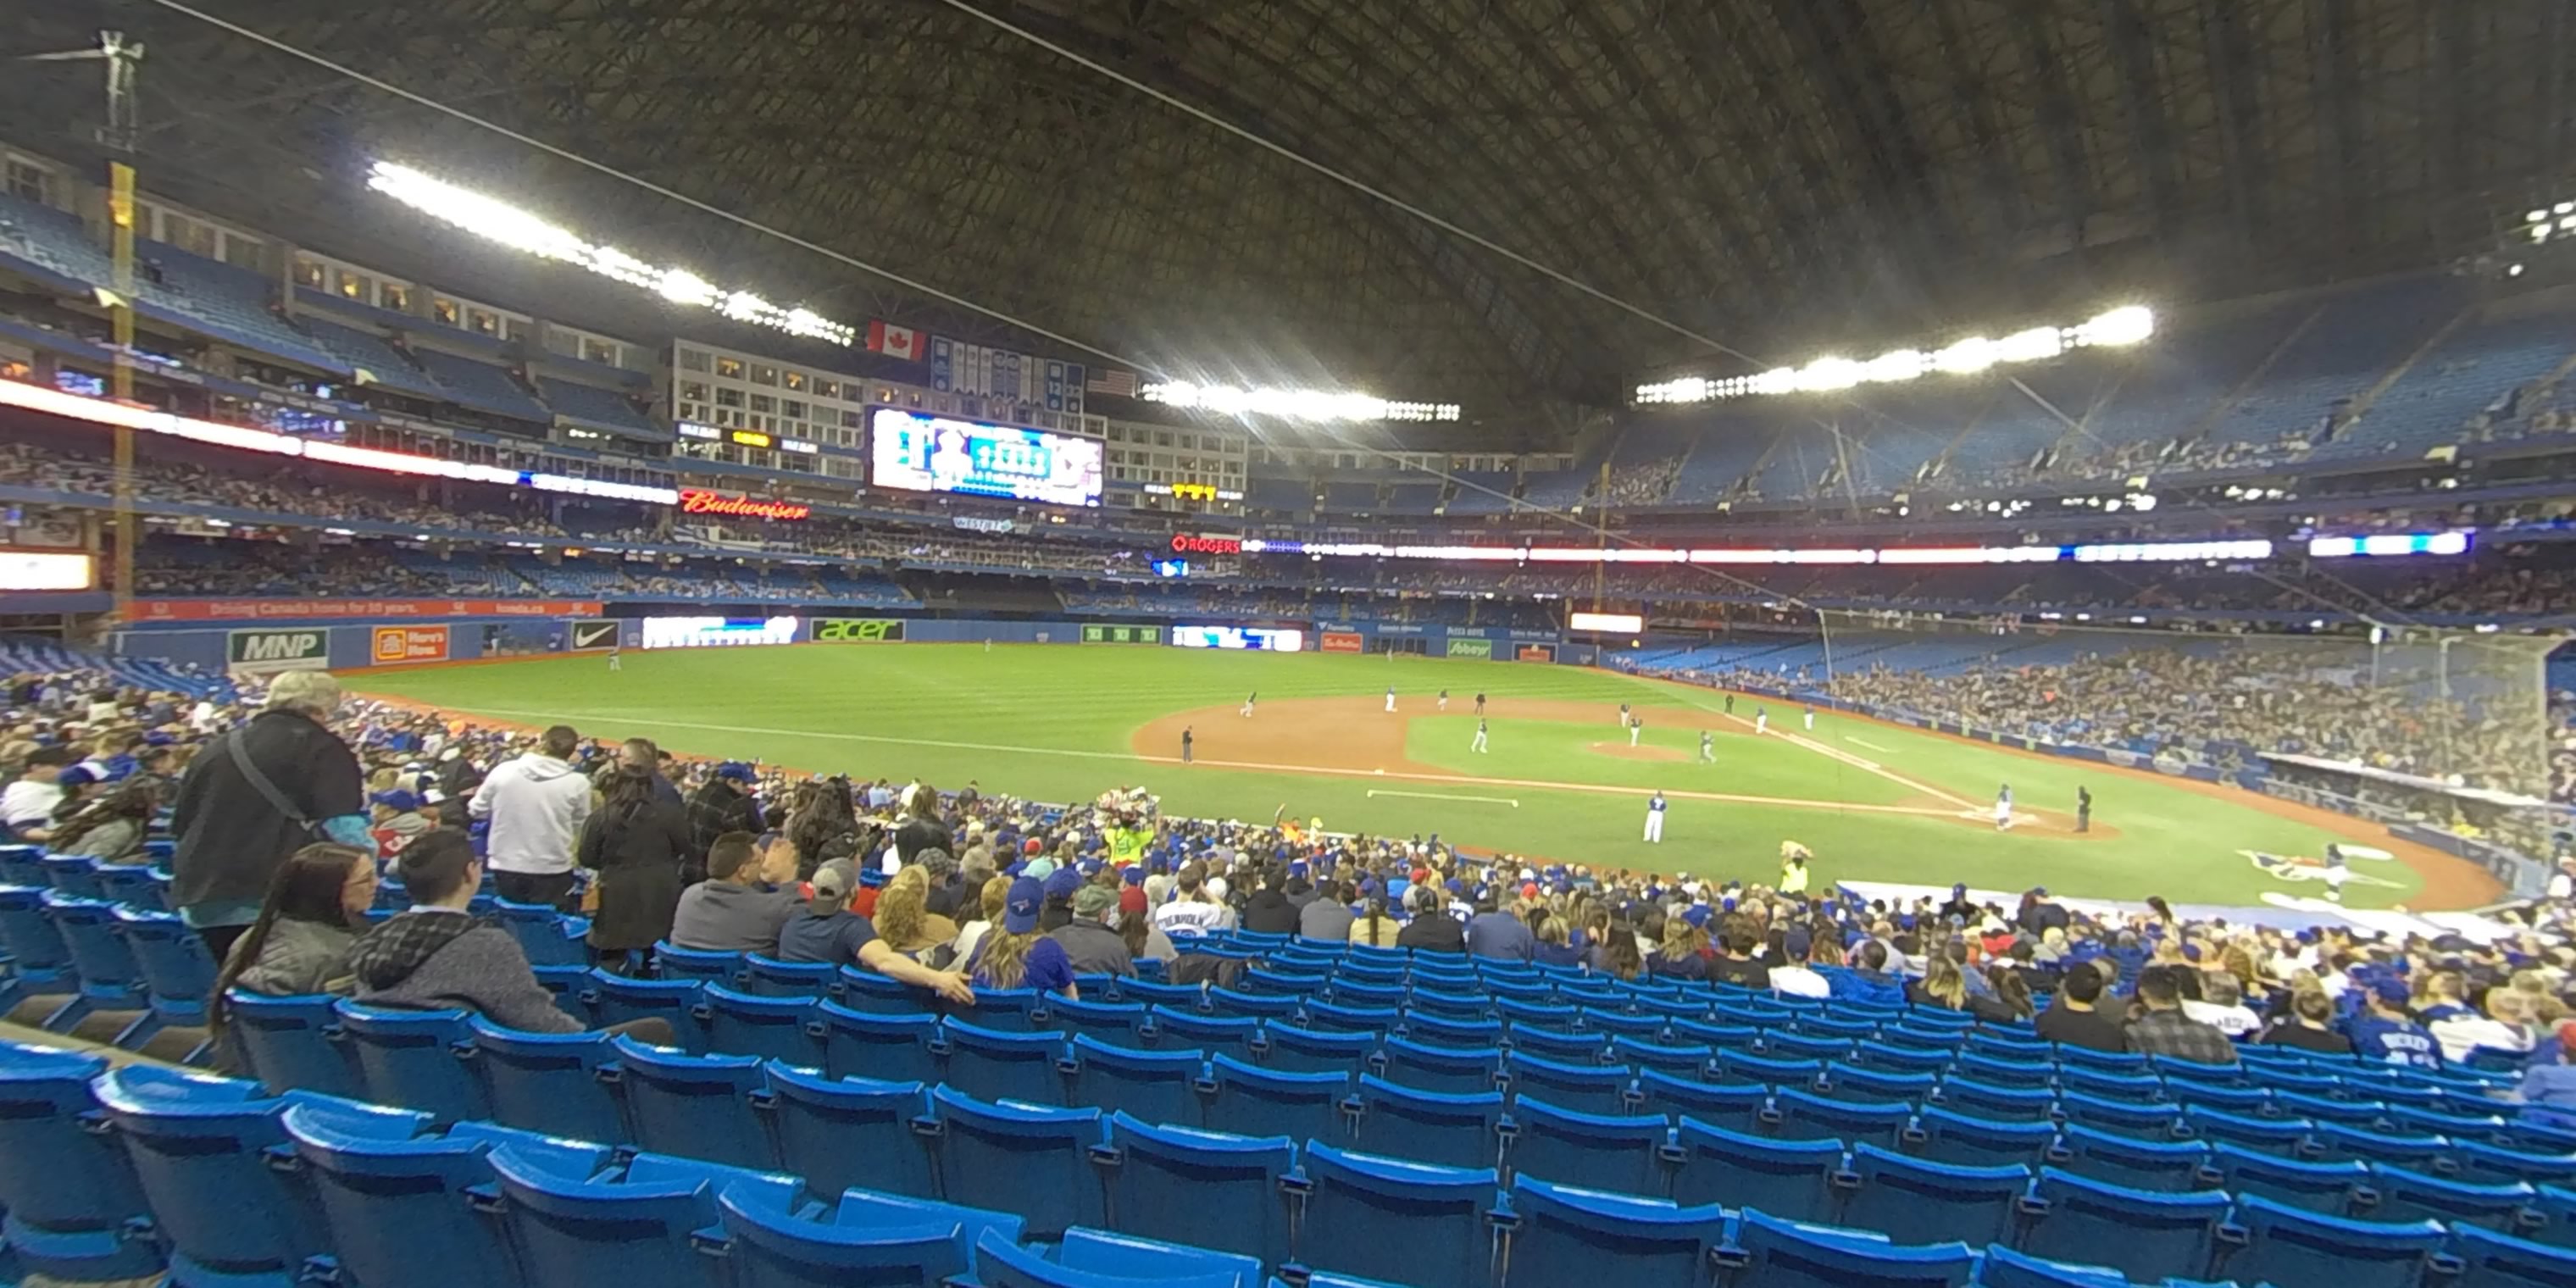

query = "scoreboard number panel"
[{"left": 1083, "top": 624, "right": 1163, "bottom": 645}]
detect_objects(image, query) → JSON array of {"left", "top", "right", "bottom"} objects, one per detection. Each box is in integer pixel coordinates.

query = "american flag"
[{"left": 1085, "top": 367, "right": 1139, "bottom": 398}]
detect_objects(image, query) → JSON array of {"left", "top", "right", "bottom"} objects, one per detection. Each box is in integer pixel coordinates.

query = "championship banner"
[
  {"left": 138, "top": 598, "right": 602, "bottom": 622},
  {"left": 371, "top": 625, "right": 450, "bottom": 664},
  {"left": 1516, "top": 644, "right": 1557, "bottom": 663},
  {"left": 1321, "top": 630, "right": 1365, "bottom": 654},
  {"left": 813, "top": 618, "right": 907, "bottom": 643},
  {"left": 226, "top": 628, "right": 330, "bottom": 675},
  {"left": 1446, "top": 637, "right": 1495, "bottom": 659},
  {"left": 569, "top": 619, "right": 620, "bottom": 652}
]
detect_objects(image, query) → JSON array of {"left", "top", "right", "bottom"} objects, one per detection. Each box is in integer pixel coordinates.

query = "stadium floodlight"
[
  {"left": 366, "top": 161, "right": 858, "bottom": 347},
  {"left": 1139, "top": 380, "right": 1462, "bottom": 423},
  {"left": 1634, "top": 303, "right": 2155, "bottom": 405}
]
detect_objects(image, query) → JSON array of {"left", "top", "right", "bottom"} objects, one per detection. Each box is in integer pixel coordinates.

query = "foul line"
[
  {"left": 1368, "top": 789, "right": 1518, "bottom": 807},
  {"left": 1846, "top": 736, "right": 1896, "bottom": 753},
  {"left": 447, "top": 706, "right": 1972, "bottom": 820},
  {"left": 1716, "top": 709, "right": 1976, "bottom": 809}
]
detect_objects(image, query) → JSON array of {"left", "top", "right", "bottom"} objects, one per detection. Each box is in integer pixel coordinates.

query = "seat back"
[
  {"left": 113, "top": 907, "right": 216, "bottom": 1027},
  {"left": 1504, "top": 1096, "right": 1668, "bottom": 1197},
  {"left": 1773, "top": 1086, "right": 1913, "bottom": 1149},
  {"left": 41, "top": 854, "right": 105, "bottom": 899},
  {"left": 1203, "top": 1053, "right": 1348, "bottom": 1143},
  {"left": 610, "top": 1035, "right": 774, "bottom": 1170},
  {"left": 928, "top": 1085, "right": 1106, "bottom": 1238},
  {"left": 1148, "top": 1005, "right": 1263, "bottom": 1056},
  {"left": 1377, "top": 1035, "right": 1503, "bottom": 1096},
  {"left": 1843, "top": 1143, "right": 2029, "bottom": 1249},
  {"left": 817, "top": 1000, "right": 945, "bottom": 1086},
  {"left": 282, "top": 1101, "right": 520, "bottom": 1288},
  {"left": 1669, "top": 1117, "right": 1842, "bottom": 1222},
  {"left": 582, "top": 973, "right": 708, "bottom": 1051},
  {"left": 2204, "top": 1141, "right": 2371, "bottom": 1214},
  {"left": 1263, "top": 1022, "right": 1379, "bottom": 1074},
  {"left": 1295, "top": 1141, "right": 1495, "bottom": 1287},
  {"left": 44, "top": 891, "right": 142, "bottom": 1003},
  {"left": 714, "top": 1185, "right": 962, "bottom": 1288},
  {"left": 699, "top": 984, "right": 825, "bottom": 1067},
  {"left": 335, "top": 1002, "right": 489, "bottom": 1124},
  {"left": 2022, "top": 1166, "right": 2231, "bottom": 1284},
  {"left": 2053, "top": 1123, "right": 2210, "bottom": 1192},
  {"left": 1046, "top": 996, "right": 1149, "bottom": 1045},
  {"left": 1911, "top": 1105, "right": 2058, "bottom": 1170},
  {"left": 222, "top": 991, "right": 362, "bottom": 1098},
  {"left": 486, "top": 1146, "right": 798, "bottom": 1288},
  {"left": 736, "top": 952, "right": 832, "bottom": 997},
  {"left": 1502, "top": 1050, "right": 1634, "bottom": 1116},
  {"left": 0, "top": 884, "right": 73, "bottom": 976},
  {"left": 1633, "top": 1068, "right": 1768, "bottom": 1132},
  {"left": 1353, "top": 1074, "right": 1505, "bottom": 1169},
  {"left": 763, "top": 1063, "right": 935, "bottom": 1200},
  {"left": 0, "top": 1041, "right": 160, "bottom": 1280},
  {"left": 2368, "top": 1162, "right": 2538, "bottom": 1230},
  {"left": 1067, "top": 1035, "right": 1204, "bottom": 1129},
  {"left": 2449, "top": 1222, "right": 2576, "bottom": 1288},
  {"left": 941, "top": 1017, "right": 1069, "bottom": 1107},
  {"left": 1498, "top": 1175, "right": 1722, "bottom": 1288},
  {"left": 466, "top": 1019, "right": 625, "bottom": 1143},
  {"left": 1102, "top": 1113, "right": 1294, "bottom": 1270},
  {"left": 1730, "top": 1206, "right": 1979, "bottom": 1288},
  {"left": 2221, "top": 1192, "right": 2452, "bottom": 1288}
]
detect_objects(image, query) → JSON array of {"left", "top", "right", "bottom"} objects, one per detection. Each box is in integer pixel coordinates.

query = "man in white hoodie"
[{"left": 468, "top": 724, "right": 592, "bottom": 910}]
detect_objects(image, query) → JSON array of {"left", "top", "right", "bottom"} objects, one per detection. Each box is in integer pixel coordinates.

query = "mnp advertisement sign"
[
  {"left": 371, "top": 625, "right": 451, "bottom": 664},
  {"left": 226, "top": 629, "right": 330, "bottom": 675},
  {"left": 1446, "top": 637, "right": 1495, "bottom": 659},
  {"left": 813, "top": 619, "right": 907, "bottom": 643}
]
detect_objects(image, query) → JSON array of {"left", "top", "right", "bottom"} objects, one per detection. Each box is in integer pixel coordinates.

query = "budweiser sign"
[
  {"left": 678, "top": 488, "right": 810, "bottom": 521},
  {"left": 1170, "top": 533, "right": 1241, "bottom": 555}
]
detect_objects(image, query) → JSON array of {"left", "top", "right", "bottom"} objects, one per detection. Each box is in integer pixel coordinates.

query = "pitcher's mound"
[{"left": 1591, "top": 741, "right": 1690, "bottom": 762}]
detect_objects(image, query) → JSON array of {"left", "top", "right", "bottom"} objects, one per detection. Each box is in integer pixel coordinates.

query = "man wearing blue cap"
[{"left": 2350, "top": 976, "right": 2442, "bottom": 1069}]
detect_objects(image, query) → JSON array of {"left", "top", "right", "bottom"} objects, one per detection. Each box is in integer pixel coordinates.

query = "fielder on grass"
[
  {"left": 1644, "top": 790, "right": 1667, "bottom": 842},
  {"left": 1472, "top": 719, "right": 1489, "bottom": 753}
]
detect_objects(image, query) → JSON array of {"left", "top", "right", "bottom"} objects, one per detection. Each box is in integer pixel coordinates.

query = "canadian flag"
[{"left": 866, "top": 320, "right": 923, "bottom": 362}]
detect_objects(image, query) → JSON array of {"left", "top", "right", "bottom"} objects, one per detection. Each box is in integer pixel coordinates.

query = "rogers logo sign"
[
  {"left": 1170, "top": 533, "right": 1241, "bottom": 555},
  {"left": 678, "top": 488, "right": 811, "bottom": 521}
]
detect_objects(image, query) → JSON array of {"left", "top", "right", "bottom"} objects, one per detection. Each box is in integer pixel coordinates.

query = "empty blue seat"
[
  {"left": 2053, "top": 1046, "right": 2147, "bottom": 1073},
  {"left": 829, "top": 1186, "right": 1026, "bottom": 1269},
  {"left": 114, "top": 907, "right": 217, "bottom": 1054},
  {"left": 2450, "top": 1223, "right": 2576, "bottom": 1288},
  {"left": 334, "top": 1002, "right": 488, "bottom": 1124},
  {"left": 1865, "top": 1042, "right": 1960, "bottom": 1075},
  {"left": 1498, "top": 1175, "right": 1721, "bottom": 1288},
  {"left": 839, "top": 963, "right": 938, "bottom": 1013},
  {"left": 2021, "top": 1165, "right": 2229, "bottom": 1283},
  {"left": 2165, "top": 1076, "right": 2269, "bottom": 1115},
  {"left": 1506, "top": 1023, "right": 1613, "bottom": 1061},
  {"left": 466, "top": 1019, "right": 626, "bottom": 1143},
  {"left": 1376, "top": 1035, "right": 1502, "bottom": 1096},
  {"left": 1069, "top": 1035, "right": 1204, "bottom": 1128},
  {"left": 1634, "top": 1068, "right": 1768, "bottom": 1131},
  {"left": 1113, "top": 977, "right": 1203, "bottom": 1008},
  {"left": 762, "top": 1063, "right": 935, "bottom": 1200},
  {"left": 1773, "top": 1086, "right": 1913, "bottom": 1149},
  {"left": 2055, "top": 1066, "right": 2163, "bottom": 1102},
  {"left": 1668, "top": 1019, "right": 1763, "bottom": 1052},
  {"left": 930, "top": 1085, "right": 1108, "bottom": 1237},
  {"left": 0, "top": 1041, "right": 160, "bottom": 1280},
  {"left": 94, "top": 1065, "right": 427, "bottom": 1288},
  {"left": 284, "top": 1102, "right": 558, "bottom": 1288},
  {"left": 1403, "top": 1010, "right": 1503, "bottom": 1049},
  {"left": 714, "top": 1183, "right": 972, "bottom": 1288},
  {"left": 1953, "top": 1051, "right": 2051, "bottom": 1089},
  {"left": 1842, "top": 1142, "right": 2028, "bottom": 1247},
  {"left": 944, "top": 1018, "right": 1069, "bottom": 1106},
  {"left": 968, "top": 1226, "right": 1239, "bottom": 1288},
  {"left": 2205, "top": 1141, "right": 2372, "bottom": 1214},
  {"left": 2218, "top": 1192, "right": 2451, "bottom": 1288},
  {"left": 0, "top": 845, "right": 46, "bottom": 885},
  {"left": 2368, "top": 1161, "right": 2536, "bottom": 1230},
  {"left": 1503, "top": 1049, "right": 1633, "bottom": 1115},
  {"left": 1050, "top": 995, "right": 1152, "bottom": 1044},
  {"left": 735, "top": 952, "right": 831, "bottom": 996},
  {"left": 1972, "top": 1245, "right": 2140, "bottom": 1288},
  {"left": 1730, "top": 1206, "right": 1979, "bottom": 1288},
  {"left": 960, "top": 986, "right": 1046, "bottom": 1031},
  {"left": 1824, "top": 1060, "right": 1938, "bottom": 1107},
  {"left": 1204, "top": 1053, "right": 1348, "bottom": 1143},
  {"left": 2053, "top": 1124, "right": 2209, "bottom": 1192},
  {"left": 1293, "top": 1141, "right": 1495, "bottom": 1287},
  {"left": 1102, "top": 1113, "right": 1294, "bottom": 1269},
  {"left": 1764, "top": 1031, "right": 1857, "bottom": 1063},
  {"left": 2455, "top": 1139, "right": 2576, "bottom": 1188},
  {"left": 1262, "top": 1022, "right": 1378, "bottom": 1074},
  {"left": 610, "top": 1035, "right": 774, "bottom": 1169},
  {"left": 1353, "top": 1073, "right": 1505, "bottom": 1169},
  {"left": 2057, "top": 1089, "right": 2183, "bottom": 1139},
  {"left": 1713, "top": 1048, "right": 1820, "bottom": 1089},
  {"left": 486, "top": 1146, "right": 802, "bottom": 1288},
  {"left": 44, "top": 890, "right": 145, "bottom": 1021},
  {"left": 220, "top": 991, "right": 360, "bottom": 1098},
  {"left": 1328, "top": 980, "right": 1407, "bottom": 1008},
  {"left": 1151, "top": 1005, "right": 1263, "bottom": 1057},
  {"left": 1612, "top": 1036, "right": 1716, "bottom": 1078},
  {"left": 817, "top": 1000, "right": 944, "bottom": 1085},
  {"left": 41, "top": 853, "right": 105, "bottom": 899},
  {"left": 1210, "top": 985, "right": 1300, "bottom": 1020},
  {"left": 1910, "top": 1105, "right": 2058, "bottom": 1170},
  {"left": 698, "top": 984, "right": 824, "bottom": 1067},
  {"left": 582, "top": 972, "right": 708, "bottom": 1050},
  {"left": 2178, "top": 1109, "right": 2305, "bottom": 1160},
  {"left": 2311, "top": 1120, "right": 2447, "bottom": 1168},
  {"left": 2273, "top": 1090, "right": 2390, "bottom": 1128},
  {"left": 1504, "top": 1096, "right": 1669, "bottom": 1196},
  {"left": 0, "top": 883, "right": 75, "bottom": 992},
  {"left": 1939, "top": 1074, "right": 2056, "bottom": 1124},
  {"left": 1669, "top": 1117, "right": 1842, "bottom": 1221}
]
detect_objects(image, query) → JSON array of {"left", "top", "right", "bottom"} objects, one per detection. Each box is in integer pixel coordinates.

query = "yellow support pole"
[{"left": 108, "top": 160, "right": 136, "bottom": 630}]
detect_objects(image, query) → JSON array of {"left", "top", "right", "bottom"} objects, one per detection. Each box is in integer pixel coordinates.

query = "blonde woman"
[
  {"left": 963, "top": 876, "right": 1078, "bottom": 998},
  {"left": 951, "top": 874, "right": 1014, "bottom": 964},
  {"left": 873, "top": 865, "right": 959, "bottom": 959}
]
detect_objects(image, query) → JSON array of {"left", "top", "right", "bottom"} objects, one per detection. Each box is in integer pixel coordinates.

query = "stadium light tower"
[{"left": 21, "top": 31, "right": 144, "bottom": 631}]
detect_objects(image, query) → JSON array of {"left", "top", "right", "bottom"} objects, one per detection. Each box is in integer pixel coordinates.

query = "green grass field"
[{"left": 341, "top": 644, "right": 2431, "bottom": 908}]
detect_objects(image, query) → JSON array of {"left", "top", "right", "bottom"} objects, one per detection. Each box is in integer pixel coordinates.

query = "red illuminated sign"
[
  {"left": 678, "top": 488, "right": 811, "bottom": 521},
  {"left": 1170, "top": 533, "right": 1241, "bottom": 556}
]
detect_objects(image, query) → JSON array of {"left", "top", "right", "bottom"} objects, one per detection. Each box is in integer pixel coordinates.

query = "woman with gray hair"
[{"left": 168, "top": 669, "right": 369, "bottom": 959}]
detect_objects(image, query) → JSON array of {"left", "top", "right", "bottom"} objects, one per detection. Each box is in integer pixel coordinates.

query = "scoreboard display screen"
[
  {"left": 1171, "top": 625, "right": 1304, "bottom": 652},
  {"left": 1082, "top": 624, "right": 1163, "bottom": 645},
  {"left": 869, "top": 408, "right": 1102, "bottom": 508}
]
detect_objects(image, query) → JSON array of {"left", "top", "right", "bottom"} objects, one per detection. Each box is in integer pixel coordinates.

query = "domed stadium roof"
[{"left": 5, "top": 1, "right": 2561, "bottom": 419}]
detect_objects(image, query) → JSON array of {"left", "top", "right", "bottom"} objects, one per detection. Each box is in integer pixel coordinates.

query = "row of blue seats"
[{"left": 14, "top": 1040, "right": 2576, "bottom": 1288}]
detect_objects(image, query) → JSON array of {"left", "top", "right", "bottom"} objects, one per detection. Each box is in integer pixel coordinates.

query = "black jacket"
[
  {"left": 1241, "top": 890, "right": 1300, "bottom": 935},
  {"left": 1396, "top": 914, "right": 1467, "bottom": 954},
  {"left": 169, "top": 710, "right": 364, "bottom": 912},
  {"left": 686, "top": 780, "right": 763, "bottom": 879},
  {"left": 894, "top": 817, "right": 954, "bottom": 864},
  {"left": 578, "top": 798, "right": 691, "bottom": 951}
]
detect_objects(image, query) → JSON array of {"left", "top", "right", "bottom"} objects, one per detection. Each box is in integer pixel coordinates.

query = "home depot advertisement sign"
[{"left": 370, "top": 625, "right": 451, "bottom": 664}]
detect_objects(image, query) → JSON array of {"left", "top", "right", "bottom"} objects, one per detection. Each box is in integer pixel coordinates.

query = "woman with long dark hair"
[
  {"left": 577, "top": 761, "right": 691, "bottom": 965},
  {"left": 786, "top": 777, "right": 862, "bottom": 880},
  {"left": 50, "top": 778, "right": 158, "bottom": 863},
  {"left": 208, "top": 843, "right": 377, "bottom": 1038}
]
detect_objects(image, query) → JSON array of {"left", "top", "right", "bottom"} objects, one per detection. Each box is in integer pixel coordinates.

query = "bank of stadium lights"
[
  {"left": 1139, "top": 381, "right": 1462, "bottom": 424},
  {"left": 1634, "top": 305, "right": 2156, "bottom": 406},
  {"left": 364, "top": 162, "right": 857, "bottom": 347}
]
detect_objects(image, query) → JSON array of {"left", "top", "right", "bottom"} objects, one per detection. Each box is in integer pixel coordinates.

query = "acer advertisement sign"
[{"left": 677, "top": 488, "right": 812, "bottom": 521}]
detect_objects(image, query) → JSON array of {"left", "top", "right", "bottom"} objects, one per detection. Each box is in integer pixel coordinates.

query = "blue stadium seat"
[
  {"left": 1403, "top": 1010, "right": 1503, "bottom": 1049},
  {"left": 1203, "top": 1053, "right": 1348, "bottom": 1143},
  {"left": 2054, "top": 1066, "right": 2163, "bottom": 1102},
  {"left": 2450, "top": 1223, "right": 2576, "bottom": 1288},
  {"left": 736, "top": 953, "right": 833, "bottom": 997},
  {"left": 1973, "top": 1244, "right": 2144, "bottom": 1288},
  {"left": 958, "top": 986, "right": 1045, "bottom": 1032},
  {"left": 1102, "top": 1113, "right": 1295, "bottom": 1270},
  {"left": 2021, "top": 1165, "right": 2230, "bottom": 1283},
  {"left": 485, "top": 1146, "right": 802, "bottom": 1288},
  {"left": 1376, "top": 1035, "right": 1502, "bottom": 1096},
  {"left": 816, "top": 999, "right": 944, "bottom": 1085},
  {"left": 1729, "top": 1206, "right": 1979, "bottom": 1288},
  {"left": 1327, "top": 980, "right": 1407, "bottom": 1009},
  {"left": 1634, "top": 1068, "right": 1768, "bottom": 1131},
  {"left": 2309, "top": 1120, "right": 2447, "bottom": 1169},
  {"left": 221, "top": 991, "right": 360, "bottom": 1098},
  {"left": 114, "top": 907, "right": 217, "bottom": 1055},
  {"left": 943, "top": 1018, "right": 1070, "bottom": 1106},
  {"left": 1713, "top": 1048, "right": 1821, "bottom": 1089},
  {"left": 94, "top": 1065, "right": 428, "bottom": 1288},
  {"left": 2056, "top": 1089, "right": 2183, "bottom": 1139},
  {"left": 2052, "top": 1046, "right": 2148, "bottom": 1074},
  {"left": 1910, "top": 1105, "right": 2059, "bottom": 1170},
  {"left": 2273, "top": 1090, "right": 2390, "bottom": 1128},
  {"left": 1115, "top": 978, "right": 1208, "bottom": 1008},
  {"left": 2366, "top": 1161, "right": 2537, "bottom": 1230},
  {"left": 1151, "top": 1006, "right": 1263, "bottom": 1058},
  {"left": 1669, "top": 1117, "right": 1842, "bottom": 1221},
  {"left": 928, "top": 1085, "right": 1108, "bottom": 1238},
  {"left": 2164, "top": 1076, "right": 2269, "bottom": 1115},
  {"left": 1507, "top": 1023, "right": 1613, "bottom": 1061},
  {"left": 2217, "top": 1193, "right": 2452, "bottom": 1288},
  {"left": 830, "top": 1186, "right": 1026, "bottom": 1271},
  {"left": 839, "top": 964, "right": 937, "bottom": 1013},
  {"left": 1772, "top": 1086, "right": 1913, "bottom": 1149},
  {"left": 698, "top": 984, "right": 825, "bottom": 1067},
  {"left": 2203, "top": 1142, "right": 2373, "bottom": 1214},
  {"left": 1352, "top": 1073, "right": 1505, "bottom": 1169},
  {"left": 1069, "top": 1035, "right": 1205, "bottom": 1128},
  {"left": 1209, "top": 986, "right": 1300, "bottom": 1021},
  {"left": 1824, "top": 1060, "right": 1938, "bottom": 1107},
  {"left": 1841, "top": 1142, "right": 2029, "bottom": 1248},
  {"left": 1497, "top": 1175, "right": 1722, "bottom": 1288},
  {"left": 1582, "top": 1007, "right": 1668, "bottom": 1039},
  {"left": 0, "top": 1041, "right": 161, "bottom": 1280},
  {"left": 762, "top": 1063, "right": 935, "bottom": 1199},
  {"left": 608, "top": 1035, "right": 774, "bottom": 1169},
  {"left": 1938, "top": 1074, "right": 2057, "bottom": 1124},
  {"left": 1291, "top": 1141, "right": 1496, "bottom": 1287},
  {"left": 1764, "top": 1031, "right": 1857, "bottom": 1063},
  {"left": 40, "top": 853, "right": 106, "bottom": 899},
  {"left": 1669, "top": 1018, "right": 1763, "bottom": 1052},
  {"left": 2051, "top": 1124, "right": 2210, "bottom": 1192},
  {"left": 1611, "top": 1036, "right": 1716, "bottom": 1079},
  {"left": 1502, "top": 1048, "right": 1634, "bottom": 1115},
  {"left": 282, "top": 1102, "right": 539, "bottom": 1288},
  {"left": 967, "top": 1225, "right": 1243, "bottom": 1288},
  {"left": 465, "top": 1018, "right": 626, "bottom": 1143},
  {"left": 1261, "top": 1022, "right": 1378, "bottom": 1074},
  {"left": 1864, "top": 1042, "right": 1961, "bottom": 1076},
  {"left": 1050, "top": 995, "right": 1152, "bottom": 1044},
  {"left": 0, "top": 884, "right": 75, "bottom": 996},
  {"left": 334, "top": 1002, "right": 489, "bottom": 1124},
  {"left": 582, "top": 972, "right": 708, "bottom": 1051},
  {"left": 713, "top": 1183, "right": 970, "bottom": 1288},
  {"left": 0, "top": 846, "right": 47, "bottom": 886},
  {"left": 1503, "top": 1095, "right": 1669, "bottom": 1196},
  {"left": 2456, "top": 1139, "right": 2576, "bottom": 1188},
  {"left": 43, "top": 890, "right": 146, "bottom": 1024}
]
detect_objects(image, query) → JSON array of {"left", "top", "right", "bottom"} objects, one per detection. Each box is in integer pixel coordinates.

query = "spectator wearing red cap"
[{"left": 1115, "top": 883, "right": 1177, "bottom": 964}]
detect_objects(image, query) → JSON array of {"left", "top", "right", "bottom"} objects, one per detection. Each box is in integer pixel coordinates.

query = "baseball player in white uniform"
[
  {"left": 1754, "top": 706, "right": 1768, "bottom": 735},
  {"left": 1628, "top": 713, "right": 1643, "bottom": 747},
  {"left": 1802, "top": 706, "right": 1814, "bottom": 731},
  {"left": 1643, "top": 791, "right": 1667, "bottom": 842},
  {"left": 1385, "top": 686, "right": 1396, "bottom": 713},
  {"left": 1471, "top": 719, "right": 1489, "bottom": 753},
  {"left": 1994, "top": 784, "right": 2014, "bottom": 830}
]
